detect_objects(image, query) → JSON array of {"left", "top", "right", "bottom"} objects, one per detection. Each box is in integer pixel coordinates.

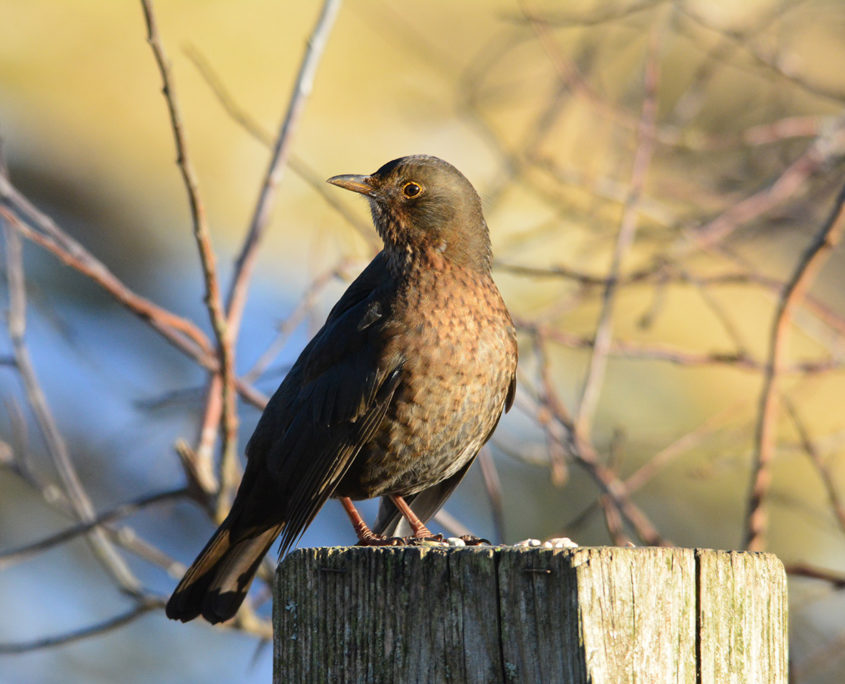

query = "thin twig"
[
  {"left": 518, "top": 345, "right": 666, "bottom": 545},
  {"left": 0, "top": 599, "right": 164, "bottom": 654},
  {"left": 0, "top": 487, "right": 188, "bottom": 568},
  {"left": 515, "top": 0, "right": 662, "bottom": 28},
  {"left": 574, "top": 23, "right": 662, "bottom": 437},
  {"left": 0, "top": 200, "right": 213, "bottom": 364},
  {"left": 518, "top": 317, "right": 839, "bottom": 374},
  {"left": 680, "top": 138, "right": 829, "bottom": 252},
  {"left": 3, "top": 225, "right": 140, "bottom": 594},
  {"left": 677, "top": 4, "right": 845, "bottom": 104},
  {"left": 667, "top": 0, "right": 810, "bottom": 127},
  {"left": 744, "top": 182, "right": 845, "bottom": 550},
  {"left": 624, "top": 403, "right": 741, "bottom": 495},
  {"left": 0, "top": 180, "right": 271, "bottom": 411},
  {"left": 497, "top": 258, "right": 845, "bottom": 337},
  {"left": 519, "top": 0, "right": 658, "bottom": 145},
  {"left": 782, "top": 398, "right": 845, "bottom": 536},
  {"left": 225, "top": 0, "right": 343, "bottom": 333},
  {"left": 681, "top": 268, "right": 749, "bottom": 353},
  {"left": 784, "top": 563, "right": 845, "bottom": 588},
  {"left": 197, "top": 376, "right": 225, "bottom": 511},
  {"left": 140, "top": 0, "right": 237, "bottom": 512},
  {"left": 598, "top": 492, "right": 630, "bottom": 546},
  {"left": 1, "top": 421, "right": 190, "bottom": 579},
  {"left": 242, "top": 260, "right": 352, "bottom": 384},
  {"left": 216, "top": 0, "right": 341, "bottom": 516},
  {"left": 565, "top": 402, "right": 742, "bottom": 533},
  {"left": 531, "top": 335, "right": 570, "bottom": 486},
  {"left": 183, "top": 45, "right": 377, "bottom": 247}
]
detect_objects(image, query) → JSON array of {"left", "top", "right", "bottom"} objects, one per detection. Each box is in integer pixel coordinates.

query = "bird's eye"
[{"left": 402, "top": 182, "right": 422, "bottom": 198}]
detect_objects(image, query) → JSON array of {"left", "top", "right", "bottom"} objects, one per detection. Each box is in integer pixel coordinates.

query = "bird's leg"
[
  {"left": 339, "top": 497, "right": 404, "bottom": 546},
  {"left": 390, "top": 495, "right": 444, "bottom": 541}
]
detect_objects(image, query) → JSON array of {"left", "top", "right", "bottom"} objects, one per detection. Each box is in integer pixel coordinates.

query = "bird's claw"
[
  {"left": 407, "top": 533, "right": 446, "bottom": 545},
  {"left": 355, "top": 535, "right": 406, "bottom": 547},
  {"left": 404, "top": 534, "right": 491, "bottom": 547}
]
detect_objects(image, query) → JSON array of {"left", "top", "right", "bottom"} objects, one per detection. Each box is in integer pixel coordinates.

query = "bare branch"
[
  {"left": 183, "top": 45, "right": 377, "bottom": 247},
  {"left": 226, "top": 0, "right": 342, "bottom": 334},
  {"left": 2, "top": 225, "right": 140, "bottom": 594},
  {"left": 0, "top": 599, "right": 164, "bottom": 654},
  {"left": 519, "top": 340, "right": 667, "bottom": 546},
  {"left": 574, "top": 22, "right": 663, "bottom": 437},
  {"left": 217, "top": 0, "right": 341, "bottom": 515},
  {"left": 518, "top": 317, "right": 840, "bottom": 374},
  {"left": 677, "top": 4, "right": 845, "bottom": 104},
  {"left": 140, "top": 0, "right": 238, "bottom": 512},
  {"left": 624, "top": 403, "right": 742, "bottom": 495},
  {"left": 0, "top": 487, "right": 188, "bottom": 568},
  {"left": 679, "top": 136, "right": 833, "bottom": 253},
  {"left": 784, "top": 562, "right": 845, "bottom": 588},
  {"left": 783, "top": 398, "right": 845, "bottom": 536},
  {"left": 744, "top": 182, "right": 845, "bottom": 550},
  {"left": 0, "top": 201, "right": 213, "bottom": 364},
  {"left": 242, "top": 260, "right": 353, "bottom": 385},
  {"left": 514, "top": 0, "right": 664, "bottom": 28}
]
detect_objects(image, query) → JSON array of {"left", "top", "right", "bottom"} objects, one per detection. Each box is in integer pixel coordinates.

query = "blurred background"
[{"left": 1, "top": 0, "right": 845, "bottom": 681}]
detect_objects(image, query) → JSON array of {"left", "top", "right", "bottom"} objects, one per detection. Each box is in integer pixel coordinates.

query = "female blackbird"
[{"left": 166, "top": 155, "right": 517, "bottom": 624}]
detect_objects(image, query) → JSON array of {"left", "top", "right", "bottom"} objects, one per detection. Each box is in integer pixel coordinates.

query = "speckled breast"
[{"left": 336, "top": 256, "right": 516, "bottom": 500}]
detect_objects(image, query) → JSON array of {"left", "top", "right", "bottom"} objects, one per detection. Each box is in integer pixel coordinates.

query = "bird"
[{"left": 165, "top": 154, "right": 518, "bottom": 624}]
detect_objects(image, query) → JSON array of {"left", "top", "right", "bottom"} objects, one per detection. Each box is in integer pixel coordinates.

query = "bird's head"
[{"left": 328, "top": 155, "right": 492, "bottom": 273}]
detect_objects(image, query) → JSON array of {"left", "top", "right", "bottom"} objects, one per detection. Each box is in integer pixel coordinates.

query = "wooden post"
[{"left": 274, "top": 546, "right": 787, "bottom": 683}]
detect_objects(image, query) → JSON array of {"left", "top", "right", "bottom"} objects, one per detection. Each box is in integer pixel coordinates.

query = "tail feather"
[{"left": 166, "top": 522, "right": 283, "bottom": 624}]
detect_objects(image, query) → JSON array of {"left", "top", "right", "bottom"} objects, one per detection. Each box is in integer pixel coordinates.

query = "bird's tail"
[{"left": 165, "top": 519, "right": 283, "bottom": 624}]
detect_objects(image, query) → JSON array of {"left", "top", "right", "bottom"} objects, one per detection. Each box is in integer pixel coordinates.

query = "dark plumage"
[{"left": 166, "top": 155, "right": 517, "bottom": 624}]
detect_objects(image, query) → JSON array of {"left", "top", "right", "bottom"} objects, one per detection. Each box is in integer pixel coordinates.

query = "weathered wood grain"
[
  {"left": 698, "top": 549, "right": 788, "bottom": 683},
  {"left": 274, "top": 546, "right": 787, "bottom": 683}
]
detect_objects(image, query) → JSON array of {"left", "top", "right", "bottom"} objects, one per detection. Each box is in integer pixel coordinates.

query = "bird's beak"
[{"left": 326, "top": 174, "right": 376, "bottom": 197}]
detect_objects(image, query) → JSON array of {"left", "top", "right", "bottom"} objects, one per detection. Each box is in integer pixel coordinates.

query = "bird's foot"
[
  {"left": 356, "top": 536, "right": 405, "bottom": 547},
  {"left": 341, "top": 496, "right": 406, "bottom": 546},
  {"left": 407, "top": 533, "right": 445, "bottom": 545},
  {"left": 356, "top": 534, "right": 406, "bottom": 547},
  {"left": 403, "top": 534, "right": 491, "bottom": 547}
]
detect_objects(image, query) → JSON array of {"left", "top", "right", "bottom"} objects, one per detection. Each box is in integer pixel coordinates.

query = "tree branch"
[
  {"left": 0, "top": 487, "right": 188, "bottom": 568},
  {"left": 0, "top": 599, "right": 164, "bottom": 654},
  {"left": 574, "top": 22, "right": 663, "bottom": 437},
  {"left": 140, "top": 0, "right": 237, "bottom": 512},
  {"left": 2, "top": 224, "right": 140, "bottom": 594},
  {"left": 744, "top": 182, "right": 845, "bottom": 550}
]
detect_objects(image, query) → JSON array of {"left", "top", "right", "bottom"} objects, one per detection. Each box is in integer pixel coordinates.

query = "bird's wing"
[
  {"left": 234, "top": 252, "right": 403, "bottom": 555},
  {"left": 272, "top": 362, "right": 402, "bottom": 555}
]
